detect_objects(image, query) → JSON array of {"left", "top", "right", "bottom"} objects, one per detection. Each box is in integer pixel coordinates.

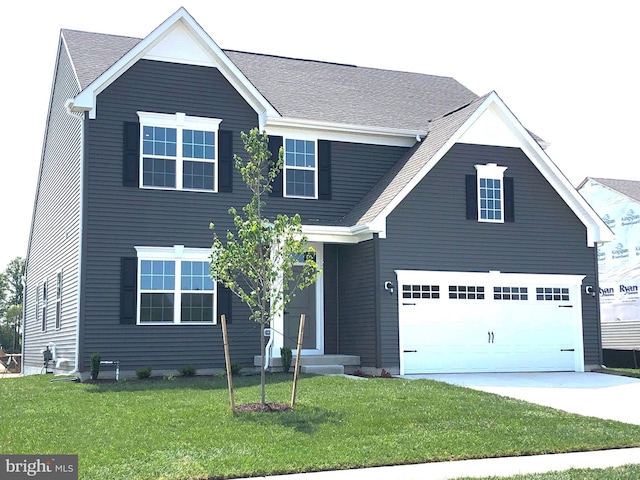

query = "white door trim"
[{"left": 272, "top": 242, "right": 324, "bottom": 355}]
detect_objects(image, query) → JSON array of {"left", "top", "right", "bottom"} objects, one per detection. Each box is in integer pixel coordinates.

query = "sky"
[{"left": 1, "top": 0, "right": 639, "bottom": 270}]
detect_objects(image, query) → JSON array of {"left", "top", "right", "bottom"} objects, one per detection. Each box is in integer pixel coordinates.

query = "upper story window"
[
  {"left": 475, "top": 163, "right": 508, "bottom": 223},
  {"left": 136, "top": 246, "right": 216, "bottom": 325},
  {"left": 138, "top": 112, "right": 222, "bottom": 192},
  {"left": 284, "top": 138, "right": 317, "bottom": 198}
]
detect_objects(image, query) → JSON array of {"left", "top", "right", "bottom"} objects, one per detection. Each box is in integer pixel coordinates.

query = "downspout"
[
  {"left": 65, "top": 100, "right": 85, "bottom": 376},
  {"left": 336, "top": 246, "right": 340, "bottom": 353},
  {"left": 20, "top": 275, "right": 26, "bottom": 373},
  {"left": 593, "top": 242, "right": 604, "bottom": 367},
  {"left": 373, "top": 234, "right": 382, "bottom": 368}
]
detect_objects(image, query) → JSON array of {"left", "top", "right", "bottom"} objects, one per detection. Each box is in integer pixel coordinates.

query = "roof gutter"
[{"left": 265, "top": 117, "right": 427, "bottom": 147}]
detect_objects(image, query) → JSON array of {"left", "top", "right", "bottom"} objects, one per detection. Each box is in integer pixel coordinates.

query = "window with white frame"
[
  {"left": 284, "top": 138, "right": 317, "bottom": 198},
  {"left": 475, "top": 163, "right": 507, "bottom": 222},
  {"left": 138, "top": 112, "right": 221, "bottom": 192},
  {"left": 55, "top": 271, "right": 62, "bottom": 329},
  {"left": 136, "top": 246, "right": 215, "bottom": 324}
]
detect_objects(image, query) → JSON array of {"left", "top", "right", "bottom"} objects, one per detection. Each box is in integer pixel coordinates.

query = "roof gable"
[
  {"left": 69, "top": 7, "right": 277, "bottom": 120},
  {"left": 345, "top": 92, "right": 612, "bottom": 247}
]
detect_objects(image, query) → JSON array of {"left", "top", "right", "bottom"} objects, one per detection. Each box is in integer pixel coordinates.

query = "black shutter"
[
  {"left": 123, "top": 122, "right": 140, "bottom": 187},
  {"left": 217, "top": 285, "right": 233, "bottom": 324},
  {"left": 318, "top": 140, "right": 332, "bottom": 200},
  {"left": 268, "top": 136, "right": 284, "bottom": 197},
  {"left": 465, "top": 174, "right": 477, "bottom": 220},
  {"left": 504, "top": 177, "right": 515, "bottom": 222},
  {"left": 120, "top": 257, "right": 138, "bottom": 324},
  {"left": 218, "top": 130, "right": 233, "bottom": 193}
]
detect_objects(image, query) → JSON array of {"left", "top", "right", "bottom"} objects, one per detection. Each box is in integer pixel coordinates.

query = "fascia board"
[
  {"left": 302, "top": 224, "right": 374, "bottom": 244},
  {"left": 70, "top": 8, "right": 277, "bottom": 120},
  {"left": 265, "top": 117, "right": 426, "bottom": 147}
]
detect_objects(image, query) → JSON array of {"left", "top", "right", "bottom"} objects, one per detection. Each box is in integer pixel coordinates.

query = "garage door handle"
[
  {"left": 558, "top": 305, "right": 573, "bottom": 308},
  {"left": 403, "top": 350, "right": 417, "bottom": 353},
  {"left": 561, "top": 348, "right": 575, "bottom": 352},
  {"left": 402, "top": 302, "right": 416, "bottom": 306},
  {"left": 488, "top": 331, "right": 494, "bottom": 343}
]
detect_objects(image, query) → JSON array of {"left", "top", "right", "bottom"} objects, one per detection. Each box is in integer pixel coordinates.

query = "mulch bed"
[{"left": 234, "top": 402, "right": 292, "bottom": 412}]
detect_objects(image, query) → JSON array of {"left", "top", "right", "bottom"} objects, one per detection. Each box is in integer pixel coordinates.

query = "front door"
[{"left": 284, "top": 266, "right": 316, "bottom": 349}]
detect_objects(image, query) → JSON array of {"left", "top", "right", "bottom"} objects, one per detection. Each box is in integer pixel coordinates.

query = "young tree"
[{"left": 210, "top": 129, "right": 318, "bottom": 406}]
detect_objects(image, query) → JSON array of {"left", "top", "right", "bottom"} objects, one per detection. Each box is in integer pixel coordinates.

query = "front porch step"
[
  {"left": 300, "top": 365, "right": 344, "bottom": 375},
  {"left": 254, "top": 354, "right": 360, "bottom": 369}
]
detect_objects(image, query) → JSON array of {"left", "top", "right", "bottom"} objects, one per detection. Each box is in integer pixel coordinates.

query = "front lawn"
[{"left": 2, "top": 374, "right": 640, "bottom": 480}]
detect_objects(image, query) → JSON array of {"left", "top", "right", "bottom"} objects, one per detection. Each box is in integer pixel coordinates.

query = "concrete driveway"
[{"left": 402, "top": 372, "right": 640, "bottom": 425}]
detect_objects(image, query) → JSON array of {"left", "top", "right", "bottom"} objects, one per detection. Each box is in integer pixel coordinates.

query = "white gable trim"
[
  {"left": 68, "top": 7, "right": 278, "bottom": 121},
  {"left": 367, "top": 92, "right": 613, "bottom": 247}
]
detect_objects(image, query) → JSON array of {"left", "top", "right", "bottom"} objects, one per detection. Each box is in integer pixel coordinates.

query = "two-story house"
[{"left": 23, "top": 8, "right": 612, "bottom": 379}]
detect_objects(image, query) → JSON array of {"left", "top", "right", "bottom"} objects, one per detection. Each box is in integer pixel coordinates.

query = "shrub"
[
  {"left": 280, "top": 347, "right": 292, "bottom": 373},
  {"left": 230, "top": 362, "right": 242, "bottom": 375},
  {"left": 90, "top": 352, "right": 101, "bottom": 380},
  {"left": 179, "top": 365, "right": 197, "bottom": 377},
  {"left": 380, "top": 368, "right": 392, "bottom": 378},
  {"left": 136, "top": 366, "right": 152, "bottom": 379}
]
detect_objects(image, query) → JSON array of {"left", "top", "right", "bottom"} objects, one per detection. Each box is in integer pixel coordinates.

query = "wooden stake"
[
  {"left": 290, "top": 313, "right": 305, "bottom": 407},
  {"left": 221, "top": 314, "right": 235, "bottom": 411}
]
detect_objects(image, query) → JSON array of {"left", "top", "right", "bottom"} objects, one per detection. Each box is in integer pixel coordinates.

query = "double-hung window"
[
  {"left": 475, "top": 163, "right": 507, "bottom": 223},
  {"left": 284, "top": 138, "right": 317, "bottom": 198},
  {"left": 136, "top": 246, "right": 215, "bottom": 324},
  {"left": 138, "top": 112, "right": 221, "bottom": 192}
]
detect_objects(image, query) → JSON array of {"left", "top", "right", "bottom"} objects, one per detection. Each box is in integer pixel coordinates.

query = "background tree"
[
  {"left": 210, "top": 129, "right": 318, "bottom": 406},
  {"left": 4, "top": 257, "right": 25, "bottom": 306},
  {"left": 0, "top": 257, "right": 25, "bottom": 354},
  {"left": 0, "top": 273, "right": 7, "bottom": 320},
  {"left": 3, "top": 304, "right": 22, "bottom": 353}
]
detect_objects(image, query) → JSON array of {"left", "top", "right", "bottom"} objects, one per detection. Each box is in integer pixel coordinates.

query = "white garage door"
[{"left": 397, "top": 270, "right": 585, "bottom": 374}]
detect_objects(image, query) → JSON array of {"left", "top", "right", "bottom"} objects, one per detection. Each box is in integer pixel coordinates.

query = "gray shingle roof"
[
  {"left": 225, "top": 51, "right": 478, "bottom": 131},
  {"left": 590, "top": 178, "right": 640, "bottom": 203},
  {"left": 342, "top": 94, "right": 489, "bottom": 226},
  {"left": 60, "top": 29, "right": 478, "bottom": 131},
  {"left": 62, "top": 29, "right": 141, "bottom": 89}
]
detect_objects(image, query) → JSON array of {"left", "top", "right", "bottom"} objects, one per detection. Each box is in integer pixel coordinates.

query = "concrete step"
[
  {"left": 254, "top": 354, "right": 360, "bottom": 368},
  {"left": 300, "top": 364, "right": 344, "bottom": 375}
]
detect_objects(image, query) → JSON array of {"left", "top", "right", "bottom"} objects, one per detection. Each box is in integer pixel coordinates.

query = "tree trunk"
[{"left": 260, "top": 322, "right": 266, "bottom": 405}]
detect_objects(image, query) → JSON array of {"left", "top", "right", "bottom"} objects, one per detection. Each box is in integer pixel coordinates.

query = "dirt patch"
[{"left": 234, "top": 402, "right": 292, "bottom": 412}]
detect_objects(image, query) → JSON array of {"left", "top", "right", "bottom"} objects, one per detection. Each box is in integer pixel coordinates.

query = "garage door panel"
[{"left": 398, "top": 271, "right": 584, "bottom": 374}]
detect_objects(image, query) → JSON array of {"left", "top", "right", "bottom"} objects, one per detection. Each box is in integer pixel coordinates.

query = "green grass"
[
  {"left": 462, "top": 464, "right": 640, "bottom": 479},
  {"left": 605, "top": 368, "right": 640, "bottom": 379},
  {"left": 2, "top": 374, "right": 640, "bottom": 480}
]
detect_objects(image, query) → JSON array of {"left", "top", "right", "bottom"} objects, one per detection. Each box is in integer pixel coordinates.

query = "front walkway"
[{"left": 239, "top": 448, "right": 640, "bottom": 480}]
